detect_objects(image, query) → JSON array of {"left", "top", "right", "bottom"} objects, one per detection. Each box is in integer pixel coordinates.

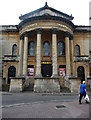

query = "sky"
[{"left": 0, "top": 0, "right": 90, "bottom": 26}]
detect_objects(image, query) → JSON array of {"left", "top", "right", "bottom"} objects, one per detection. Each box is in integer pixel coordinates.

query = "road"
[
  {"left": 1, "top": 92, "right": 90, "bottom": 119},
  {"left": 2, "top": 92, "right": 78, "bottom": 106}
]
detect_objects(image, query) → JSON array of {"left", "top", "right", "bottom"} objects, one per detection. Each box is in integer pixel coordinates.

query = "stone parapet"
[
  {"left": 69, "top": 77, "right": 81, "bottom": 93},
  {"left": 34, "top": 77, "right": 60, "bottom": 93},
  {"left": 3, "top": 55, "right": 19, "bottom": 62},
  {"left": 73, "top": 56, "right": 89, "bottom": 62},
  {"left": 9, "top": 77, "right": 25, "bottom": 92}
]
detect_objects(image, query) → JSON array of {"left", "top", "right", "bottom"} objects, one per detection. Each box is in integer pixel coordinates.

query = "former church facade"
[{"left": 1, "top": 3, "right": 91, "bottom": 92}]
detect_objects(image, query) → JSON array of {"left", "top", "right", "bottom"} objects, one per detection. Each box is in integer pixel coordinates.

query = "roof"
[
  {"left": 74, "top": 25, "right": 91, "bottom": 32},
  {"left": 19, "top": 2, "right": 74, "bottom": 21},
  {"left": 0, "top": 25, "right": 19, "bottom": 32}
]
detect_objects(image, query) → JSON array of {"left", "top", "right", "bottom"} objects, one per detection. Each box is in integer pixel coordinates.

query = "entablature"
[{"left": 19, "top": 19, "right": 74, "bottom": 37}]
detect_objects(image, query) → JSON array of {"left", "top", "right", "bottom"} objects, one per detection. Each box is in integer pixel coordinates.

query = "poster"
[
  {"left": 59, "top": 68, "right": 65, "bottom": 78},
  {"left": 28, "top": 68, "right": 34, "bottom": 77}
]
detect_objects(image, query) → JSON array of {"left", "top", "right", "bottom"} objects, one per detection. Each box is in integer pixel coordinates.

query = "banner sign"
[
  {"left": 28, "top": 68, "right": 34, "bottom": 77},
  {"left": 59, "top": 68, "right": 66, "bottom": 78}
]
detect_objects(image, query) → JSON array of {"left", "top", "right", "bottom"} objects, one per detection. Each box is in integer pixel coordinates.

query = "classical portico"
[{"left": 17, "top": 2, "right": 74, "bottom": 92}]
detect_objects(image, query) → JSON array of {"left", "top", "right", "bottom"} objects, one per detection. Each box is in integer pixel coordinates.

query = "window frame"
[
  {"left": 75, "top": 44, "right": 80, "bottom": 56},
  {"left": 43, "top": 41, "right": 50, "bottom": 56},
  {"left": 12, "top": 44, "right": 17, "bottom": 56},
  {"left": 58, "top": 41, "right": 65, "bottom": 56},
  {"left": 28, "top": 41, "right": 35, "bottom": 56}
]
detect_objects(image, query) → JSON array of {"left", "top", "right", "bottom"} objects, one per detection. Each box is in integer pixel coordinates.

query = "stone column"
[
  {"left": 36, "top": 29, "right": 42, "bottom": 77},
  {"left": 71, "top": 39, "right": 74, "bottom": 75},
  {"left": 23, "top": 35, "right": 28, "bottom": 76},
  {"left": 65, "top": 36, "right": 71, "bottom": 76},
  {"left": 52, "top": 29, "right": 58, "bottom": 77},
  {"left": 18, "top": 39, "right": 24, "bottom": 76}
]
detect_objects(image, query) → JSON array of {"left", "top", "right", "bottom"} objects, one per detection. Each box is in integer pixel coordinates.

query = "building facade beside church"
[{"left": 1, "top": 3, "right": 91, "bottom": 92}]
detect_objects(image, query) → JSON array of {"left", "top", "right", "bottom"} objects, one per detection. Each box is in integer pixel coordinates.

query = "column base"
[
  {"left": 51, "top": 74, "right": 59, "bottom": 78},
  {"left": 35, "top": 74, "right": 42, "bottom": 78},
  {"left": 64, "top": 75, "right": 71, "bottom": 89}
]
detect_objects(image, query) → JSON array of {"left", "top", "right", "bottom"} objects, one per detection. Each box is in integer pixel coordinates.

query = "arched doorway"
[
  {"left": 8, "top": 66, "right": 16, "bottom": 84},
  {"left": 77, "top": 66, "right": 85, "bottom": 83}
]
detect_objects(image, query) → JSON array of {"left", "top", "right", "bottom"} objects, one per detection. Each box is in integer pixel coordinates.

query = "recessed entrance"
[
  {"left": 77, "top": 66, "right": 85, "bottom": 83},
  {"left": 8, "top": 66, "right": 16, "bottom": 84},
  {"left": 41, "top": 64, "right": 52, "bottom": 77}
]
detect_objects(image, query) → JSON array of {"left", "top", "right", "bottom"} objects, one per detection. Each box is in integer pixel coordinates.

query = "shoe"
[
  {"left": 86, "top": 101, "right": 89, "bottom": 104},
  {"left": 79, "top": 102, "right": 82, "bottom": 104}
]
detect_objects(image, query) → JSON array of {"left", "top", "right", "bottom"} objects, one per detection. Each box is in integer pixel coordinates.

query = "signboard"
[
  {"left": 28, "top": 68, "right": 34, "bottom": 77},
  {"left": 59, "top": 68, "right": 66, "bottom": 78}
]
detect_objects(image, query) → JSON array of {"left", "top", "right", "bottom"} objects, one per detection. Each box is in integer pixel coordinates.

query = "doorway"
[
  {"left": 41, "top": 64, "right": 52, "bottom": 77},
  {"left": 77, "top": 66, "right": 85, "bottom": 83},
  {"left": 8, "top": 66, "right": 16, "bottom": 84}
]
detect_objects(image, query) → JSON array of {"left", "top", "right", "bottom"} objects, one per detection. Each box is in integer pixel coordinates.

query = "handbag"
[{"left": 85, "top": 94, "right": 90, "bottom": 103}]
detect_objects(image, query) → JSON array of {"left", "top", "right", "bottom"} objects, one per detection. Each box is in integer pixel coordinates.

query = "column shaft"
[
  {"left": 52, "top": 33, "right": 58, "bottom": 76},
  {"left": 36, "top": 33, "right": 41, "bottom": 76},
  {"left": 71, "top": 39, "right": 74, "bottom": 75},
  {"left": 23, "top": 36, "right": 28, "bottom": 75},
  {"left": 18, "top": 39, "right": 23, "bottom": 75},
  {"left": 65, "top": 37, "right": 71, "bottom": 76}
]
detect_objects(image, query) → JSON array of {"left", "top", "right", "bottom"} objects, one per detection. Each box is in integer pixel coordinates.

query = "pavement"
[
  {"left": 2, "top": 100, "right": 90, "bottom": 118},
  {"left": 0, "top": 92, "right": 91, "bottom": 119}
]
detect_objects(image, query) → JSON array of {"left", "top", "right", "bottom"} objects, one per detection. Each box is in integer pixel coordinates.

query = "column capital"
[
  {"left": 70, "top": 35, "right": 73, "bottom": 40},
  {"left": 24, "top": 32, "right": 29, "bottom": 37},
  {"left": 64, "top": 32, "right": 73, "bottom": 40},
  {"left": 64, "top": 32, "right": 70, "bottom": 38},
  {"left": 19, "top": 35, "right": 24, "bottom": 40},
  {"left": 51, "top": 28, "right": 58, "bottom": 34},
  {"left": 36, "top": 28, "right": 43, "bottom": 34}
]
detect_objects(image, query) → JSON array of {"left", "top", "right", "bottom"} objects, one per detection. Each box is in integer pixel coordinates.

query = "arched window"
[
  {"left": 75, "top": 45, "right": 80, "bottom": 56},
  {"left": 58, "top": 41, "right": 65, "bottom": 55},
  {"left": 43, "top": 41, "right": 50, "bottom": 56},
  {"left": 12, "top": 44, "right": 17, "bottom": 56},
  {"left": 28, "top": 41, "right": 35, "bottom": 56}
]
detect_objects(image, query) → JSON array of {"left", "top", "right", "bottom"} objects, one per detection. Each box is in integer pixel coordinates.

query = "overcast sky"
[{"left": 0, "top": 0, "right": 90, "bottom": 26}]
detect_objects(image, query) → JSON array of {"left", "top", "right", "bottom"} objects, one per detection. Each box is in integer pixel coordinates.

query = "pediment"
[{"left": 19, "top": 3, "right": 73, "bottom": 21}]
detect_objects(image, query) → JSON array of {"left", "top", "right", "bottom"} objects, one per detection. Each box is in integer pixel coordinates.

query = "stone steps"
[
  {"left": 60, "top": 85, "right": 71, "bottom": 93},
  {"left": 24, "top": 83, "right": 34, "bottom": 91}
]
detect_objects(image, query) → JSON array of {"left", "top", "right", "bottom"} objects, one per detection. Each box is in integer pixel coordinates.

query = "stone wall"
[
  {"left": 0, "top": 36, "right": 2, "bottom": 90},
  {"left": 87, "top": 77, "right": 91, "bottom": 88},
  {"left": 34, "top": 77, "right": 60, "bottom": 93},
  {"left": 9, "top": 77, "right": 25, "bottom": 92},
  {"left": 69, "top": 77, "right": 81, "bottom": 93}
]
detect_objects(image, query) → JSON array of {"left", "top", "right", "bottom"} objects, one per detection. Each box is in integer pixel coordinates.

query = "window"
[
  {"left": 75, "top": 45, "right": 80, "bottom": 56},
  {"left": 43, "top": 41, "right": 50, "bottom": 56},
  {"left": 28, "top": 41, "right": 35, "bottom": 56},
  {"left": 12, "top": 44, "right": 17, "bottom": 56},
  {"left": 58, "top": 41, "right": 65, "bottom": 56}
]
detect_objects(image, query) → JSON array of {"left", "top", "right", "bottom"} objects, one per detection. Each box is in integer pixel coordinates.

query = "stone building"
[{"left": 1, "top": 3, "right": 91, "bottom": 92}]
